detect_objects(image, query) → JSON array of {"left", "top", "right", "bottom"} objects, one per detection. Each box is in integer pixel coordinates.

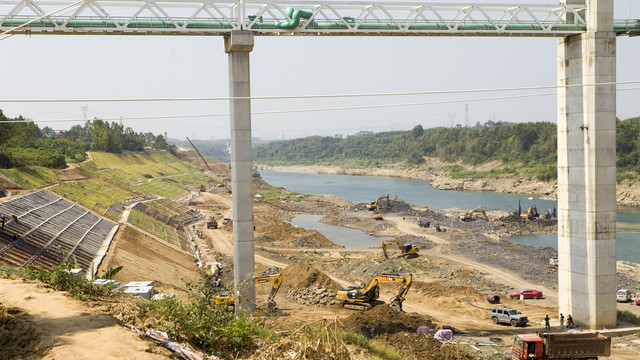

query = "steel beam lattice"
[{"left": 2, "top": 0, "right": 634, "bottom": 37}]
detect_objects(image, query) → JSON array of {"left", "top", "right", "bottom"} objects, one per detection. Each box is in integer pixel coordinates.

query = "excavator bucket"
[
  {"left": 388, "top": 297, "right": 403, "bottom": 311},
  {"left": 267, "top": 300, "right": 277, "bottom": 311}
]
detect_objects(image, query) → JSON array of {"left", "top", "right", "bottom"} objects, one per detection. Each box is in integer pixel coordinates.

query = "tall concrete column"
[
  {"left": 557, "top": 0, "right": 616, "bottom": 329},
  {"left": 225, "top": 30, "right": 255, "bottom": 313}
]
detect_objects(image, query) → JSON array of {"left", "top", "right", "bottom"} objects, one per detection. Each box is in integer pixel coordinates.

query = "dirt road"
[{"left": 0, "top": 278, "right": 171, "bottom": 359}]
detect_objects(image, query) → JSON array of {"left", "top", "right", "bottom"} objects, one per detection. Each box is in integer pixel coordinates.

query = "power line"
[
  {"left": 1, "top": 80, "right": 640, "bottom": 103},
  {"left": 2, "top": 86, "right": 640, "bottom": 125}
]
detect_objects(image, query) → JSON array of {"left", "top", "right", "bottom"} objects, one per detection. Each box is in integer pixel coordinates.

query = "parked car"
[
  {"left": 635, "top": 296, "right": 640, "bottom": 306},
  {"left": 490, "top": 307, "right": 528, "bottom": 327},
  {"left": 509, "top": 289, "right": 543, "bottom": 300},
  {"left": 617, "top": 289, "right": 633, "bottom": 302}
]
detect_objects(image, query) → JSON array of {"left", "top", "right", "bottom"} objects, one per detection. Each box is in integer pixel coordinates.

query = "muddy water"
[
  {"left": 291, "top": 214, "right": 390, "bottom": 249},
  {"left": 261, "top": 170, "right": 640, "bottom": 263}
]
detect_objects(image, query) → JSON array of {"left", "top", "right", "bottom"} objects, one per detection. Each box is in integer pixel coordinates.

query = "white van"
[{"left": 617, "top": 289, "right": 633, "bottom": 302}]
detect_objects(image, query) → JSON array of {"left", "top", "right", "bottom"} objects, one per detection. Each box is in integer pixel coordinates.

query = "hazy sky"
[{"left": 1, "top": 0, "right": 639, "bottom": 140}]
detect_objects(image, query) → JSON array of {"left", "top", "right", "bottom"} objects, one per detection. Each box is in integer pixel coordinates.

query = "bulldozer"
[
  {"left": 206, "top": 216, "right": 218, "bottom": 229},
  {"left": 337, "top": 273, "right": 412, "bottom": 311},
  {"left": 215, "top": 274, "right": 283, "bottom": 311},
  {"left": 521, "top": 205, "right": 539, "bottom": 220},
  {"left": 460, "top": 207, "right": 488, "bottom": 222},
  {"left": 381, "top": 240, "right": 419, "bottom": 259}
]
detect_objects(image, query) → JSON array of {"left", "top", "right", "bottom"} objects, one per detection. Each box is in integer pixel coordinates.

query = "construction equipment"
[
  {"left": 336, "top": 273, "right": 412, "bottom": 311},
  {"left": 521, "top": 205, "right": 540, "bottom": 220},
  {"left": 459, "top": 207, "right": 487, "bottom": 221},
  {"left": 215, "top": 274, "right": 283, "bottom": 311},
  {"left": 206, "top": 217, "right": 218, "bottom": 229},
  {"left": 381, "top": 240, "right": 419, "bottom": 259},
  {"left": 512, "top": 332, "right": 610, "bottom": 360},
  {"left": 186, "top": 137, "right": 213, "bottom": 172},
  {"left": 366, "top": 194, "right": 389, "bottom": 211}
]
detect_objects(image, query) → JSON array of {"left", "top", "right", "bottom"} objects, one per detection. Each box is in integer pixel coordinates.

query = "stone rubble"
[{"left": 287, "top": 284, "right": 339, "bottom": 307}]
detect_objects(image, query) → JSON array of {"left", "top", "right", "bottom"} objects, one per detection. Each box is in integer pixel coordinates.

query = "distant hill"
[{"left": 254, "top": 116, "right": 640, "bottom": 182}]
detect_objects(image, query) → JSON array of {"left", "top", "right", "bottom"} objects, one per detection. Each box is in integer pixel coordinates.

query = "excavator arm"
[
  {"left": 381, "top": 240, "right": 402, "bottom": 259},
  {"left": 255, "top": 274, "right": 283, "bottom": 310},
  {"left": 460, "top": 207, "right": 487, "bottom": 221},
  {"left": 388, "top": 273, "right": 412, "bottom": 311},
  {"left": 216, "top": 274, "right": 284, "bottom": 311}
]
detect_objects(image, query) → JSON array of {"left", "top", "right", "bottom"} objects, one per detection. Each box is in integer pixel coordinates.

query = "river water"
[
  {"left": 260, "top": 170, "right": 640, "bottom": 263},
  {"left": 290, "top": 214, "right": 390, "bottom": 249}
]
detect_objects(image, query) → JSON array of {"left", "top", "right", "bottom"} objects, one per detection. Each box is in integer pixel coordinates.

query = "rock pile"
[
  {"left": 287, "top": 284, "right": 339, "bottom": 307},
  {"left": 262, "top": 266, "right": 281, "bottom": 276}
]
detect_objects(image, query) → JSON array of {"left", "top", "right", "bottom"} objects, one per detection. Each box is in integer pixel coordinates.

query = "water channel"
[{"left": 260, "top": 170, "right": 640, "bottom": 263}]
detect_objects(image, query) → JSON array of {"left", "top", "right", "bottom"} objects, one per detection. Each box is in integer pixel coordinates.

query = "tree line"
[
  {"left": 254, "top": 116, "right": 640, "bottom": 181},
  {"left": 0, "top": 109, "right": 176, "bottom": 169}
]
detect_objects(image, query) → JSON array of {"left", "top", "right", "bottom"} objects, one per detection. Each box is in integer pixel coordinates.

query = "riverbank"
[{"left": 256, "top": 164, "right": 640, "bottom": 207}]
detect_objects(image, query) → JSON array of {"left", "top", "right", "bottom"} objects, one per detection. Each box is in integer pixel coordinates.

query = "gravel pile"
[
  {"left": 287, "top": 284, "right": 339, "bottom": 307},
  {"left": 261, "top": 266, "right": 281, "bottom": 276}
]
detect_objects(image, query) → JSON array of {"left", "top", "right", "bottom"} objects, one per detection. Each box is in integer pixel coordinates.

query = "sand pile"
[
  {"left": 281, "top": 262, "right": 340, "bottom": 292},
  {"left": 0, "top": 303, "right": 46, "bottom": 359}
]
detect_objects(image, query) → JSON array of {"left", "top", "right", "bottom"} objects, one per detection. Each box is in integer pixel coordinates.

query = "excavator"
[
  {"left": 521, "top": 205, "right": 539, "bottom": 220},
  {"left": 366, "top": 194, "right": 389, "bottom": 211},
  {"left": 215, "top": 274, "right": 283, "bottom": 311},
  {"left": 381, "top": 240, "right": 419, "bottom": 259},
  {"left": 459, "top": 207, "right": 488, "bottom": 221},
  {"left": 336, "top": 273, "right": 412, "bottom": 311}
]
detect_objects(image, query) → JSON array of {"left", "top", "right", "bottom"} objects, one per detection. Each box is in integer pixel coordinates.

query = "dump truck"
[{"left": 512, "top": 332, "right": 610, "bottom": 360}]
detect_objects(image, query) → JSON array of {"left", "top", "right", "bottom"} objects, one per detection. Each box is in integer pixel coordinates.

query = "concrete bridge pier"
[
  {"left": 225, "top": 30, "right": 256, "bottom": 313},
  {"left": 557, "top": 0, "right": 616, "bottom": 329}
]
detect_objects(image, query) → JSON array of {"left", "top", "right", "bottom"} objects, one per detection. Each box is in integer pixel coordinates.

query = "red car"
[
  {"left": 635, "top": 296, "right": 640, "bottom": 306},
  {"left": 510, "top": 289, "right": 543, "bottom": 300}
]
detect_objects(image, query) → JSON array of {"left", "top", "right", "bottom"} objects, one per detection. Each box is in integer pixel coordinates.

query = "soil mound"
[
  {"left": 341, "top": 306, "right": 476, "bottom": 360},
  {"left": 281, "top": 262, "right": 340, "bottom": 292},
  {"left": 0, "top": 303, "right": 46, "bottom": 359},
  {"left": 381, "top": 332, "right": 475, "bottom": 360},
  {"left": 341, "top": 305, "right": 437, "bottom": 337}
]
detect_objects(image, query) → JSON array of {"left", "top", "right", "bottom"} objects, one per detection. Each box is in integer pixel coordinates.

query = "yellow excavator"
[
  {"left": 337, "top": 273, "right": 412, "bottom": 311},
  {"left": 520, "top": 205, "right": 539, "bottom": 220},
  {"left": 215, "top": 274, "right": 283, "bottom": 311},
  {"left": 459, "top": 207, "right": 488, "bottom": 222},
  {"left": 366, "top": 194, "right": 390, "bottom": 211},
  {"left": 367, "top": 194, "right": 390, "bottom": 220},
  {"left": 381, "top": 240, "right": 419, "bottom": 259}
]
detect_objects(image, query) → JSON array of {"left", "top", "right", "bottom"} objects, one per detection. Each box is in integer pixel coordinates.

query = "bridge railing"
[{"left": 1, "top": 0, "right": 636, "bottom": 37}]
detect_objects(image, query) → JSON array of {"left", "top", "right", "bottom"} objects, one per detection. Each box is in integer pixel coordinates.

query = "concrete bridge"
[{"left": 0, "top": 0, "right": 633, "bottom": 328}]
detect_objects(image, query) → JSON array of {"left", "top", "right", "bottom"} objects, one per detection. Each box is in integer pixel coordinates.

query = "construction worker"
[
  {"left": 544, "top": 315, "right": 551, "bottom": 331},
  {"left": 567, "top": 315, "right": 574, "bottom": 329}
]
